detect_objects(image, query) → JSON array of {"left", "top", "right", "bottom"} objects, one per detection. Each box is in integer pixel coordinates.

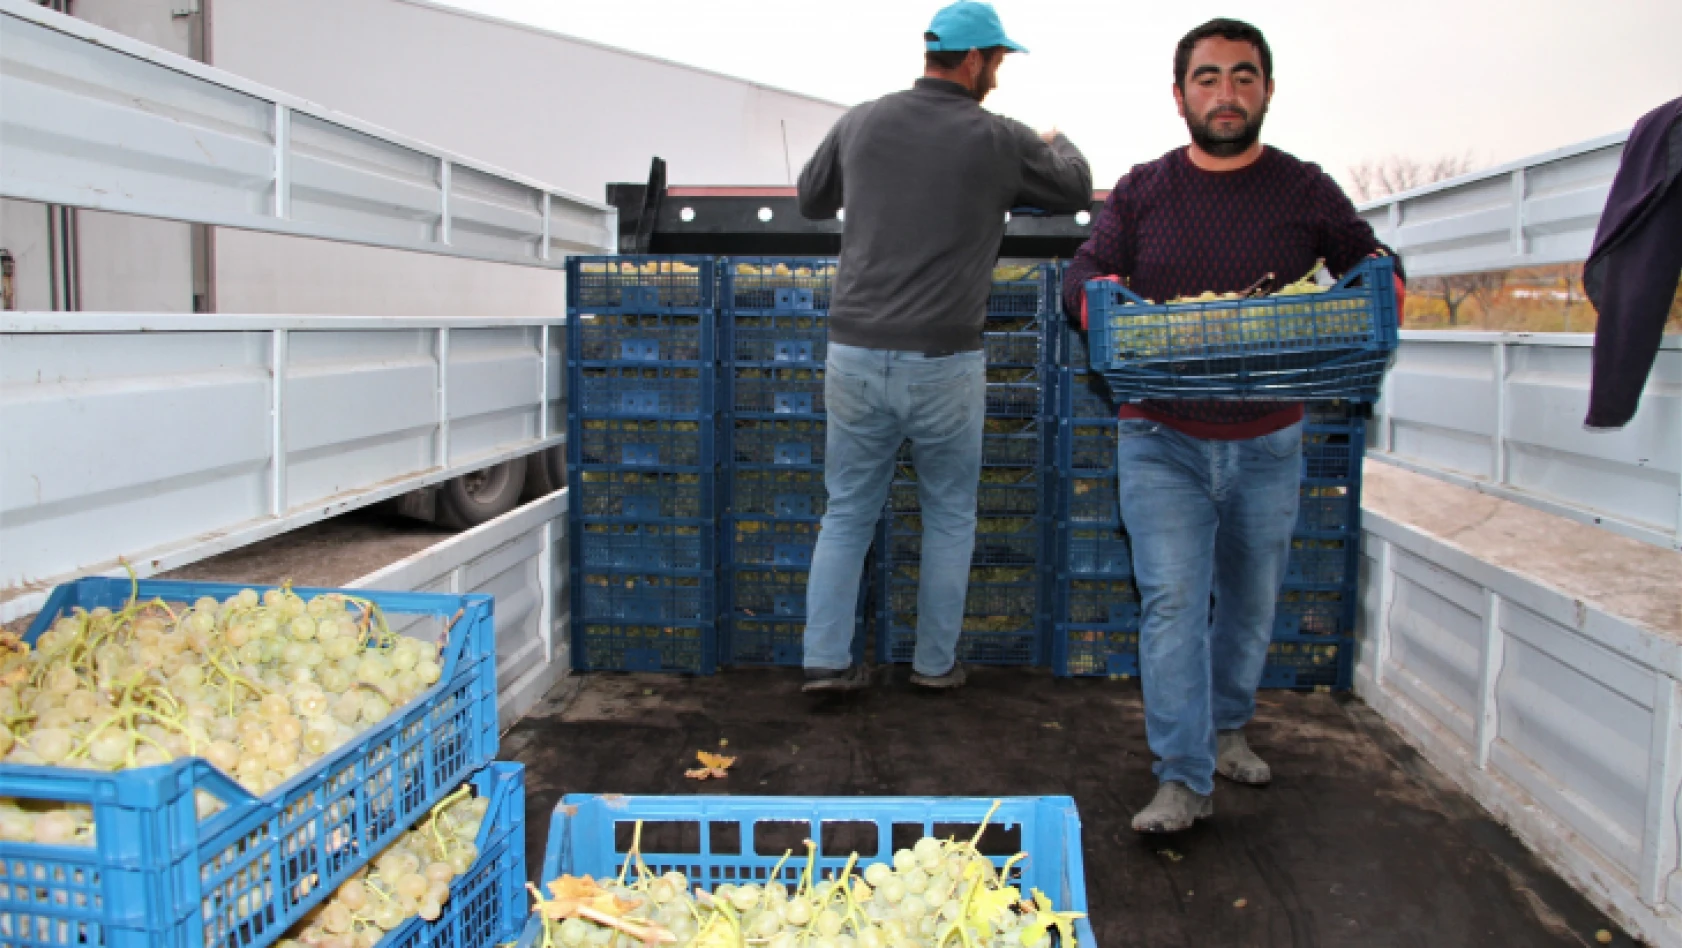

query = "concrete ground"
[{"left": 504, "top": 668, "right": 1638, "bottom": 947}]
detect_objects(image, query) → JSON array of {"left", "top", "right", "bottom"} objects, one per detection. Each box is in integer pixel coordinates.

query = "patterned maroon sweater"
[{"left": 1063, "top": 146, "right": 1396, "bottom": 439}]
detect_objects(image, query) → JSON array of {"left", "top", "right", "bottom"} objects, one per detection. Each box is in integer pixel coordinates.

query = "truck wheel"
[
  {"left": 521, "top": 445, "right": 568, "bottom": 500},
  {"left": 437, "top": 458, "right": 528, "bottom": 529}
]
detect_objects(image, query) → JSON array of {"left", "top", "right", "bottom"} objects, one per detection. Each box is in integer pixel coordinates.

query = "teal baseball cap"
[{"left": 925, "top": 1, "right": 1028, "bottom": 54}]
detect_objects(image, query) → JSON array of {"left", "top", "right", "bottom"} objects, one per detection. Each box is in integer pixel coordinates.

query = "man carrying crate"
[
  {"left": 1062, "top": 18, "right": 1403, "bottom": 831},
  {"left": 796, "top": 1, "right": 1092, "bottom": 692}
]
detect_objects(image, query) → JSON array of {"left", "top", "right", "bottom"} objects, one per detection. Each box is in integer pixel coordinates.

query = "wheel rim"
[{"left": 461, "top": 464, "right": 511, "bottom": 502}]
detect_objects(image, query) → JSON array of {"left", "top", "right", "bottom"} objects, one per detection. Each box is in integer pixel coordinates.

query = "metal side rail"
[
  {"left": 0, "top": 0, "right": 615, "bottom": 265},
  {"left": 1, "top": 314, "right": 569, "bottom": 621}
]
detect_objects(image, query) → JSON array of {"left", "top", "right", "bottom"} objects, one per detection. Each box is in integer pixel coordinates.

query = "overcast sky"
[{"left": 434, "top": 0, "right": 1681, "bottom": 191}]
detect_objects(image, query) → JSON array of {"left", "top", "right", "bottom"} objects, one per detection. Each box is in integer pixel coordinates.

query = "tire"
[
  {"left": 436, "top": 458, "right": 528, "bottom": 529},
  {"left": 520, "top": 445, "right": 567, "bottom": 501}
]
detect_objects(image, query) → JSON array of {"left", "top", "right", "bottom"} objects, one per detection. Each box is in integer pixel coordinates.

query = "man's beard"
[{"left": 1187, "top": 103, "right": 1267, "bottom": 157}]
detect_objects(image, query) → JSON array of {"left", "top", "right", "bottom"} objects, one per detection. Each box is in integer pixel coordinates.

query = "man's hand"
[
  {"left": 1040, "top": 127, "right": 1062, "bottom": 145},
  {"left": 1079, "top": 275, "right": 1124, "bottom": 329}
]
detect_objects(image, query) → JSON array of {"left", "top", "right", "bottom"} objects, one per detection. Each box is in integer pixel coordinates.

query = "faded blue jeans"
[
  {"left": 804, "top": 342, "right": 986, "bottom": 676},
  {"left": 1115, "top": 418, "right": 1302, "bottom": 796}
]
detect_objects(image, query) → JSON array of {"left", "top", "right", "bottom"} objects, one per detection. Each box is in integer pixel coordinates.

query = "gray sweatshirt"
[{"left": 797, "top": 78, "right": 1092, "bottom": 353}]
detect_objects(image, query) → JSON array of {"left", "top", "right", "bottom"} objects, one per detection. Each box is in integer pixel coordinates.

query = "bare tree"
[
  {"left": 1347, "top": 153, "right": 1477, "bottom": 203},
  {"left": 1349, "top": 153, "right": 1488, "bottom": 325}
]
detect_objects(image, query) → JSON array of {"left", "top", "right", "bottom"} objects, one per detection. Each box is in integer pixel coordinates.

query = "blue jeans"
[
  {"left": 1115, "top": 418, "right": 1302, "bottom": 796},
  {"left": 804, "top": 343, "right": 986, "bottom": 676}
]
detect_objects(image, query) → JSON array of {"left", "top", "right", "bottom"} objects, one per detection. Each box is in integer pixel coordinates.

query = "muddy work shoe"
[
  {"left": 909, "top": 662, "right": 967, "bottom": 690},
  {"left": 1131, "top": 782, "right": 1214, "bottom": 833},
  {"left": 802, "top": 663, "right": 869, "bottom": 694},
  {"left": 1216, "top": 730, "right": 1273, "bottom": 786}
]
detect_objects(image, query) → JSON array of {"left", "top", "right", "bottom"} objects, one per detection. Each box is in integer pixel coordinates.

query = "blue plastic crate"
[
  {"left": 722, "top": 257, "right": 838, "bottom": 313},
  {"left": 1058, "top": 370, "right": 1116, "bottom": 422},
  {"left": 988, "top": 264, "right": 1052, "bottom": 319},
  {"left": 571, "top": 312, "right": 714, "bottom": 363},
  {"left": 1053, "top": 616, "right": 1143, "bottom": 678},
  {"left": 514, "top": 794, "right": 1094, "bottom": 948},
  {"left": 885, "top": 513, "right": 1043, "bottom": 567},
  {"left": 731, "top": 365, "right": 827, "bottom": 416},
  {"left": 578, "top": 570, "right": 715, "bottom": 623},
  {"left": 985, "top": 370, "right": 1045, "bottom": 417},
  {"left": 722, "top": 570, "right": 868, "bottom": 667},
  {"left": 573, "top": 364, "right": 715, "bottom": 416},
  {"left": 728, "top": 517, "right": 820, "bottom": 567},
  {"left": 1059, "top": 475, "right": 1120, "bottom": 524},
  {"left": 878, "top": 620, "right": 1041, "bottom": 666},
  {"left": 573, "top": 418, "right": 717, "bottom": 468},
  {"left": 1302, "top": 423, "right": 1366, "bottom": 482},
  {"left": 983, "top": 319, "right": 1047, "bottom": 366},
  {"left": 1060, "top": 523, "right": 1132, "bottom": 577},
  {"left": 1307, "top": 401, "right": 1362, "bottom": 425},
  {"left": 731, "top": 417, "right": 827, "bottom": 466},
  {"left": 1056, "top": 576, "right": 1139, "bottom": 626},
  {"left": 1086, "top": 255, "right": 1400, "bottom": 402},
  {"left": 1286, "top": 536, "right": 1356, "bottom": 587},
  {"left": 1275, "top": 585, "right": 1357, "bottom": 637},
  {"left": 884, "top": 567, "right": 1041, "bottom": 620},
  {"left": 567, "top": 255, "right": 715, "bottom": 313},
  {"left": 574, "top": 468, "right": 718, "bottom": 520},
  {"left": 573, "top": 620, "right": 716, "bottom": 675},
  {"left": 725, "top": 567, "right": 810, "bottom": 618},
  {"left": 1262, "top": 634, "right": 1355, "bottom": 690},
  {"left": 367, "top": 763, "right": 527, "bottom": 948},
  {"left": 891, "top": 472, "right": 1044, "bottom": 517},
  {"left": 577, "top": 521, "right": 715, "bottom": 572},
  {"left": 728, "top": 466, "right": 828, "bottom": 518},
  {"left": 5, "top": 578, "right": 498, "bottom": 948},
  {"left": 726, "top": 312, "right": 831, "bottom": 364},
  {"left": 1060, "top": 420, "right": 1118, "bottom": 474},
  {"left": 1297, "top": 484, "right": 1359, "bottom": 535}
]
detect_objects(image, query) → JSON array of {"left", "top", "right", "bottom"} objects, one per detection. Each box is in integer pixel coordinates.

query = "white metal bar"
[
  {"left": 439, "top": 160, "right": 453, "bottom": 246},
  {"left": 1641, "top": 678, "right": 1681, "bottom": 906},
  {"left": 1474, "top": 589, "right": 1505, "bottom": 770},
  {"left": 274, "top": 104, "right": 291, "bottom": 219},
  {"left": 436, "top": 327, "right": 451, "bottom": 468},
  {"left": 1359, "top": 129, "right": 1630, "bottom": 215},
  {"left": 0, "top": 0, "right": 607, "bottom": 212},
  {"left": 538, "top": 325, "right": 550, "bottom": 437},
  {"left": 540, "top": 192, "right": 552, "bottom": 262},
  {"left": 2, "top": 313, "right": 578, "bottom": 332},
  {"left": 1373, "top": 537, "right": 1396, "bottom": 689},
  {"left": 1510, "top": 168, "right": 1528, "bottom": 257},
  {"left": 1492, "top": 341, "right": 1510, "bottom": 485},
  {"left": 0, "top": 0, "right": 612, "bottom": 271},
  {"left": 538, "top": 518, "right": 555, "bottom": 662},
  {"left": 269, "top": 329, "right": 288, "bottom": 516}
]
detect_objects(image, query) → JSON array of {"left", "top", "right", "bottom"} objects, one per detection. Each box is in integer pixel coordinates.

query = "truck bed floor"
[{"left": 504, "top": 667, "right": 1636, "bottom": 946}]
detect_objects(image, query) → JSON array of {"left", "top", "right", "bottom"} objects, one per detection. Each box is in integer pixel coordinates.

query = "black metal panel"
[{"left": 607, "top": 183, "right": 1103, "bottom": 258}]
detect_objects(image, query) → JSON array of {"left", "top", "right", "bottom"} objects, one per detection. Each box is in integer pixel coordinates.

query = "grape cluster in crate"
[{"left": 0, "top": 577, "right": 526, "bottom": 948}]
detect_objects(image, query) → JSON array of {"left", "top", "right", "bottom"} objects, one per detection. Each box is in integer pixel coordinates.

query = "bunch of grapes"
[
  {"left": 529, "top": 805, "right": 1084, "bottom": 948},
  {"left": 0, "top": 578, "right": 445, "bottom": 844},
  {"left": 276, "top": 781, "right": 489, "bottom": 948}
]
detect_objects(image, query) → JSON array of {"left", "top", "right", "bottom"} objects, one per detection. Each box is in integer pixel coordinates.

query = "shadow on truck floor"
[{"left": 504, "top": 667, "right": 1636, "bottom": 947}]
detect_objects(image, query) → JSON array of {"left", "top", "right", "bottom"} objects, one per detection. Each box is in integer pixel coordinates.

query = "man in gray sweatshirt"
[{"left": 796, "top": 0, "right": 1091, "bottom": 692}]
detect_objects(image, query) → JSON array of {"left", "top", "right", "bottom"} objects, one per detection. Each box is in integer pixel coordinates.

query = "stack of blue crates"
[
  {"left": 719, "top": 258, "right": 867, "bottom": 667},
  {"left": 566, "top": 256, "right": 721, "bottom": 674},
  {"left": 1048, "top": 264, "right": 1360, "bottom": 689},
  {"left": 876, "top": 265, "right": 1056, "bottom": 667}
]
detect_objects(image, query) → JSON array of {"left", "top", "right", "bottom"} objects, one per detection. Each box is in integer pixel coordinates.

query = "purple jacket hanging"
[{"left": 1584, "top": 97, "right": 1682, "bottom": 430}]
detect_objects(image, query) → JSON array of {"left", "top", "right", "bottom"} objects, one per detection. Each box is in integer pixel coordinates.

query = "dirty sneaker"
[
  {"left": 1131, "top": 782, "right": 1214, "bottom": 833},
  {"left": 1216, "top": 729, "right": 1272, "bottom": 786},
  {"left": 909, "top": 662, "right": 967, "bottom": 690},
  {"left": 802, "top": 663, "right": 869, "bottom": 694}
]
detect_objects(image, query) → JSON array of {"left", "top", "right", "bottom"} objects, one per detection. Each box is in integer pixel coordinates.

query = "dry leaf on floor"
[{"left": 684, "top": 749, "right": 736, "bottom": 780}]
